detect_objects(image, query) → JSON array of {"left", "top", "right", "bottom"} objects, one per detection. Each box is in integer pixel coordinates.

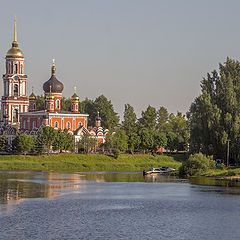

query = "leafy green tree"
[
  {"left": 78, "top": 134, "right": 96, "bottom": 153},
  {"left": 61, "top": 97, "right": 72, "bottom": 111},
  {"left": 79, "top": 98, "right": 95, "bottom": 124},
  {"left": 36, "top": 95, "right": 45, "bottom": 110},
  {"left": 94, "top": 95, "right": 119, "bottom": 130},
  {"left": 157, "top": 106, "right": 169, "bottom": 132},
  {"left": 17, "top": 134, "right": 35, "bottom": 155},
  {"left": 62, "top": 130, "right": 74, "bottom": 151},
  {"left": 0, "top": 134, "right": 8, "bottom": 153},
  {"left": 188, "top": 58, "right": 240, "bottom": 163},
  {"left": 168, "top": 112, "right": 189, "bottom": 151},
  {"left": 153, "top": 131, "right": 167, "bottom": 150},
  {"left": 122, "top": 104, "right": 137, "bottom": 135},
  {"left": 40, "top": 126, "right": 57, "bottom": 153},
  {"left": 139, "top": 105, "right": 157, "bottom": 131},
  {"left": 112, "top": 129, "right": 128, "bottom": 152},
  {"left": 128, "top": 132, "right": 141, "bottom": 154},
  {"left": 166, "top": 131, "right": 178, "bottom": 152},
  {"left": 139, "top": 128, "right": 155, "bottom": 153}
]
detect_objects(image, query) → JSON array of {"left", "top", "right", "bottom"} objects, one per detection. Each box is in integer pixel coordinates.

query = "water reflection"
[{"left": 1, "top": 171, "right": 240, "bottom": 206}]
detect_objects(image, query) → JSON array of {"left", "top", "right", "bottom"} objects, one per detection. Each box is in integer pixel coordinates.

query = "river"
[{"left": 1, "top": 171, "right": 240, "bottom": 240}]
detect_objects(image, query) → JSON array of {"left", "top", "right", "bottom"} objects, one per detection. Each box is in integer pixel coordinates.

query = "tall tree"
[
  {"left": 122, "top": 104, "right": 137, "bottom": 135},
  {"left": 79, "top": 98, "right": 95, "bottom": 126},
  {"left": 94, "top": 95, "right": 119, "bottom": 130},
  {"left": 139, "top": 105, "right": 157, "bottom": 131},
  {"left": 157, "top": 106, "right": 169, "bottom": 132},
  {"left": 188, "top": 58, "right": 240, "bottom": 163}
]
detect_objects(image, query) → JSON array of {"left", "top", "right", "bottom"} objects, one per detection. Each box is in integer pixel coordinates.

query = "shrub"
[
  {"left": 179, "top": 153, "right": 215, "bottom": 177},
  {"left": 113, "top": 149, "right": 120, "bottom": 159}
]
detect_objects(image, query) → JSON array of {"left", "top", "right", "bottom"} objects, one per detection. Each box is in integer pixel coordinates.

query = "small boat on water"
[{"left": 143, "top": 166, "right": 176, "bottom": 175}]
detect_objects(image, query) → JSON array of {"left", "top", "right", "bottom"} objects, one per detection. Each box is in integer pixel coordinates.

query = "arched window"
[
  {"left": 56, "top": 99, "right": 60, "bottom": 109},
  {"left": 14, "top": 84, "right": 18, "bottom": 96},
  {"left": 54, "top": 121, "right": 59, "bottom": 128},
  {"left": 8, "top": 62, "right": 11, "bottom": 74},
  {"left": 13, "top": 109, "right": 18, "bottom": 122},
  {"left": 32, "top": 121, "right": 36, "bottom": 129},
  {"left": 66, "top": 121, "right": 71, "bottom": 130},
  {"left": 14, "top": 63, "right": 18, "bottom": 74},
  {"left": 20, "top": 64, "right": 23, "bottom": 74},
  {"left": 78, "top": 122, "right": 82, "bottom": 128}
]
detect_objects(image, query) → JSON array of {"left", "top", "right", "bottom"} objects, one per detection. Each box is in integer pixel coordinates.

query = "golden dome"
[
  {"left": 71, "top": 86, "right": 79, "bottom": 101},
  {"left": 6, "top": 45, "right": 24, "bottom": 57}
]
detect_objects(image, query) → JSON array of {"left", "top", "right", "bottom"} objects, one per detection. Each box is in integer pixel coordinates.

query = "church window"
[
  {"left": 20, "top": 64, "right": 23, "bottom": 74},
  {"left": 56, "top": 99, "right": 60, "bottom": 109},
  {"left": 66, "top": 121, "right": 71, "bottom": 130},
  {"left": 54, "top": 121, "right": 59, "bottom": 128},
  {"left": 14, "top": 63, "right": 18, "bottom": 74},
  {"left": 32, "top": 121, "right": 36, "bottom": 129},
  {"left": 14, "top": 84, "right": 18, "bottom": 96},
  {"left": 13, "top": 109, "right": 18, "bottom": 122},
  {"left": 8, "top": 62, "right": 11, "bottom": 74}
]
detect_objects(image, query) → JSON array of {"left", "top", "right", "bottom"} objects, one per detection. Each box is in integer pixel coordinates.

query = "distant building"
[{"left": 0, "top": 17, "right": 108, "bottom": 151}]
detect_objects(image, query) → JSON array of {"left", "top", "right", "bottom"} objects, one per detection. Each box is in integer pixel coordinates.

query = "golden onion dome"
[
  {"left": 71, "top": 93, "right": 79, "bottom": 101},
  {"left": 71, "top": 87, "right": 79, "bottom": 101}
]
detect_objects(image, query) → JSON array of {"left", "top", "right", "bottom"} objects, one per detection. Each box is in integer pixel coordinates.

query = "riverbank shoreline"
[{"left": 0, "top": 153, "right": 184, "bottom": 172}]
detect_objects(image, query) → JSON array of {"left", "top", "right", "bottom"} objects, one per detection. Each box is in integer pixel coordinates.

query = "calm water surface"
[{"left": 1, "top": 171, "right": 240, "bottom": 240}]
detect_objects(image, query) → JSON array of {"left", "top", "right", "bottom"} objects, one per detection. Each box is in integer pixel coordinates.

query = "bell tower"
[{"left": 1, "top": 16, "right": 28, "bottom": 125}]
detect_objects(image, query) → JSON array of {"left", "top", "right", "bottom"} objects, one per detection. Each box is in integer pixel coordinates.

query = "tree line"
[{"left": 0, "top": 126, "right": 74, "bottom": 155}]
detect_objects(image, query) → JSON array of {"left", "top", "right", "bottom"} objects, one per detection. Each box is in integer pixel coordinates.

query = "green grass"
[
  {"left": 0, "top": 153, "right": 183, "bottom": 172},
  {"left": 204, "top": 167, "right": 240, "bottom": 177}
]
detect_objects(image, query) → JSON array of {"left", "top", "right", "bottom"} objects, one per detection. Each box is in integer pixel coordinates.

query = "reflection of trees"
[{"left": 0, "top": 173, "right": 46, "bottom": 204}]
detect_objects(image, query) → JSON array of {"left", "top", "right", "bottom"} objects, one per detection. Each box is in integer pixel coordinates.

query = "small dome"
[
  {"left": 71, "top": 93, "right": 79, "bottom": 101},
  {"left": 29, "top": 92, "right": 36, "bottom": 101}
]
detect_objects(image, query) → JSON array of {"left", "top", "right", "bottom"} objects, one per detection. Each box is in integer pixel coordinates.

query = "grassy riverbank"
[
  {"left": 205, "top": 168, "right": 240, "bottom": 178},
  {"left": 0, "top": 153, "right": 184, "bottom": 172}
]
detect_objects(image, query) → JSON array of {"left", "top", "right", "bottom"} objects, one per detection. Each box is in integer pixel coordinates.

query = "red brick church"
[{"left": 0, "top": 17, "right": 108, "bottom": 150}]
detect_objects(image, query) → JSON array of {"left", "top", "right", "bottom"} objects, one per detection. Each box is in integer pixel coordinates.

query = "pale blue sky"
[{"left": 0, "top": 0, "right": 240, "bottom": 118}]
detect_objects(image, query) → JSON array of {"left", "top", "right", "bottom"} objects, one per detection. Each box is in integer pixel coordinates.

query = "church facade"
[{"left": 0, "top": 17, "right": 108, "bottom": 151}]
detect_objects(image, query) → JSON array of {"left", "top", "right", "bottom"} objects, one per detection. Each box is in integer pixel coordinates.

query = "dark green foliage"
[
  {"left": 94, "top": 95, "right": 119, "bottom": 130},
  {"left": 179, "top": 153, "right": 215, "bottom": 177},
  {"left": 113, "top": 149, "right": 120, "bottom": 159},
  {"left": 122, "top": 104, "right": 137, "bottom": 135},
  {"left": 17, "top": 134, "right": 35, "bottom": 155},
  {"left": 139, "top": 105, "right": 157, "bottom": 131},
  {"left": 79, "top": 95, "right": 119, "bottom": 129},
  {"left": 36, "top": 95, "right": 44, "bottom": 110},
  {"left": 0, "top": 134, "right": 8, "bottom": 153},
  {"left": 61, "top": 97, "right": 72, "bottom": 111},
  {"left": 157, "top": 106, "right": 169, "bottom": 132},
  {"left": 78, "top": 133, "right": 96, "bottom": 153},
  {"left": 188, "top": 58, "right": 240, "bottom": 163},
  {"left": 79, "top": 98, "right": 95, "bottom": 125},
  {"left": 105, "top": 129, "right": 128, "bottom": 152}
]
